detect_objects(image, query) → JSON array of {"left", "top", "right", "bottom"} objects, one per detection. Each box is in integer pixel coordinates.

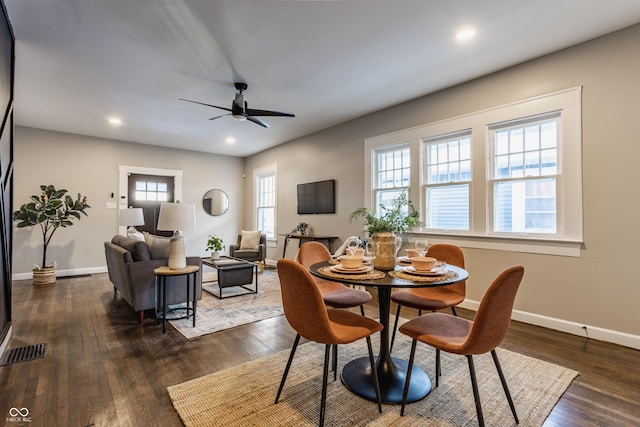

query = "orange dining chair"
[
  {"left": 275, "top": 259, "right": 383, "bottom": 427},
  {"left": 389, "top": 243, "right": 466, "bottom": 353},
  {"left": 298, "top": 241, "right": 374, "bottom": 379},
  {"left": 298, "top": 241, "right": 372, "bottom": 315},
  {"left": 399, "top": 265, "right": 525, "bottom": 427}
]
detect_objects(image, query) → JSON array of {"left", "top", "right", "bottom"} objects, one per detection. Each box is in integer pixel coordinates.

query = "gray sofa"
[{"left": 104, "top": 235, "right": 202, "bottom": 322}]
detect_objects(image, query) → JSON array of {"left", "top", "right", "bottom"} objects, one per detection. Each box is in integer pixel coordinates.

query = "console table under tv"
[{"left": 280, "top": 234, "right": 340, "bottom": 258}]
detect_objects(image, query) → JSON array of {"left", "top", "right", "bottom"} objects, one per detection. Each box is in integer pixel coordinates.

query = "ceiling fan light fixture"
[{"left": 232, "top": 114, "right": 247, "bottom": 121}]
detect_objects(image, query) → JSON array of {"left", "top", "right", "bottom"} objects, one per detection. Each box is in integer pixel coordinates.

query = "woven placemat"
[
  {"left": 389, "top": 269, "right": 458, "bottom": 283},
  {"left": 317, "top": 265, "right": 386, "bottom": 280}
]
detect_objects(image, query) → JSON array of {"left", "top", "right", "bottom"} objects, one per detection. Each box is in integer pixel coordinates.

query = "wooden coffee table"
[{"left": 201, "top": 256, "right": 258, "bottom": 299}]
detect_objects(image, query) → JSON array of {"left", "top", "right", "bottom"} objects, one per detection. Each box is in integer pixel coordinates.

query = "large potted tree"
[
  {"left": 350, "top": 191, "right": 420, "bottom": 270},
  {"left": 13, "top": 185, "right": 91, "bottom": 285}
]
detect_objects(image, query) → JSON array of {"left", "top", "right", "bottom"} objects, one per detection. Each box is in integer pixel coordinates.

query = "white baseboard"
[
  {"left": 459, "top": 299, "right": 640, "bottom": 351},
  {"left": 12, "top": 266, "right": 108, "bottom": 281}
]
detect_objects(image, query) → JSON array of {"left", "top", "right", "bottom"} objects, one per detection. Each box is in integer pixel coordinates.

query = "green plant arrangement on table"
[
  {"left": 13, "top": 184, "right": 91, "bottom": 285},
  {"left": 206, "top": 235, "right": 224, "bottom": 259},
  {"left": 349, "top": 191, "right": 420, "bottom": 270},
  {"left": 288, "top": 222, "right": 310, "bottom": 236}
]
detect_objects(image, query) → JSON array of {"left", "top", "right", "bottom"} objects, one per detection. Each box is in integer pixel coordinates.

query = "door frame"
[{"left": 118, "top": 165, "right": 183, "bottom": 235}]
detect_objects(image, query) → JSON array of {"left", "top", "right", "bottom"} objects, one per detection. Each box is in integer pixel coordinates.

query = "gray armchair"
[
  {"left": 104, "top": 235, "right": 202, "bottom": 323},
  {"left": 229, "top": 233, "right": 267, "bottom": 269}
]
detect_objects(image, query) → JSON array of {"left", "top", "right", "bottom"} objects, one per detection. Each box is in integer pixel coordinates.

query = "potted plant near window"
[
  {"left": 13, "top": 185, "right": 91, "bottom": 285},
  {"left": 349, "top": 191, "right": 420, "bottom": 270},
  {"left": 206, "top": 235, "right": 224, "bottom": 260}
]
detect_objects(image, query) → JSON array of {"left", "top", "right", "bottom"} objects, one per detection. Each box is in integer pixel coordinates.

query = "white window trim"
[
  {"left": 365, "top": 87, "right": 583, "bottom": 257},
  {"left": 253, "top": 163, "right": 278, "bottom": 244},
  {"left": 118, "top": 165, "right": 183, "bottom": 235}
]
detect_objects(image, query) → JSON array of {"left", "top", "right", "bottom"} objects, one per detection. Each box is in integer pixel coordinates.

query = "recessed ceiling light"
[
  {"left": 455, "top": 28, "right": 476, "bottom": 42},
  {"left": 225, "top": 137, "right": 236, "bottom": 144},
  {"left": 108, "top": 117, "right": 123, "bottom": 126}
]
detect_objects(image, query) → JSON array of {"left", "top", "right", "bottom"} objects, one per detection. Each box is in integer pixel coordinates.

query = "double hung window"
[
  {"left": 373, "top": 144, "right": 410, "bottom": 216},
  {"left": 256, "top": 172, "right": 276, "bottom": 240},
  {"left": 490, "top": 114, "right": 559, "bottom": 235},
  {"left": 423, "top": 131, "right": 471, "bottom": 231}
]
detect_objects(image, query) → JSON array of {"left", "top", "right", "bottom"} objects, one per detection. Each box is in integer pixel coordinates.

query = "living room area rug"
[
  {"left": 167, "top": 334, "right": 578, "bottom": 426},
  {"left": 170, "top": 269, "right": 283, "bottom": 339}
]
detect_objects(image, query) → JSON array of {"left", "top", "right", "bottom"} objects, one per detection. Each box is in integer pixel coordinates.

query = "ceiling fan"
[{"left": 180, "top": 82, "right": 295, "bottom": 128}]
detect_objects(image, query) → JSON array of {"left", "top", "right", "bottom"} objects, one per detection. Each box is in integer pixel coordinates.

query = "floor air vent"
[{"left": 0, "top": 343, "right": 47, "bottom": 366}]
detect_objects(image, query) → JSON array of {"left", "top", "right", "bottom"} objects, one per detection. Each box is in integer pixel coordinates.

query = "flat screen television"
[{"left": 297, "top": 179, "right": 335, "bottom": 214}]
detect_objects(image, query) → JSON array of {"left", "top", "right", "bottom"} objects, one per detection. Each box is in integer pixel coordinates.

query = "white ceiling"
[{"left": 6, "top": 1, "right": 640, "bottom": 157}]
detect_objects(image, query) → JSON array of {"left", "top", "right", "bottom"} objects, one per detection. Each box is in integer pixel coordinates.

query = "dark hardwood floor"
[{"left": 1, "top": 273, "right": 639, "bottom": 426}]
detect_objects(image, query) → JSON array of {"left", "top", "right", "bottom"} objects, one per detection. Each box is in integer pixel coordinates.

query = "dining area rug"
[
  {"left": 167, "top": 334, "right": 578, "bottom": 426},
  {"left": 169, "top": 269, "right": 283, "bottom": 339}
]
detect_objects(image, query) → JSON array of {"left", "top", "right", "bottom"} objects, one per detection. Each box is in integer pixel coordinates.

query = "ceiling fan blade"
[
  {"left": 179, "top": 98, "right": 233, "bottom": 113},
  {"left": 246, "top": 108, "right": 295, "bottom": 117},
  {"left": 247, "top": 116, "right": 270, "bottom": 128},
  {"left": 208, "top": 114, "right": 231, "bottom": 121}
]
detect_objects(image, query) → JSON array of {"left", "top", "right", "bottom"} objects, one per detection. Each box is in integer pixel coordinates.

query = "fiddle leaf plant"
[
  {"left": 349, "top": 191, "right": 420, "bottom": 235},
  {"left": 13, "top": 185, "right": 91, "bottom": 269}
]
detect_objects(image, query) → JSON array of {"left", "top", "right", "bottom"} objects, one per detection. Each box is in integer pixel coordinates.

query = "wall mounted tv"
[{"left": 297, "top": 179, "right": 336, "bottom": 214}]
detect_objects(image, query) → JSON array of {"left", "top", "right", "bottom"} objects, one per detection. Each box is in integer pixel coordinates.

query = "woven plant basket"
[{"left": 32, "top": 263, "right": 56, "bottom": 285}]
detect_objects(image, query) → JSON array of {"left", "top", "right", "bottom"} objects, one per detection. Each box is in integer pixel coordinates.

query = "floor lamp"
[{"left": 157, "top": 202, "right": 196, "bottom": 270}]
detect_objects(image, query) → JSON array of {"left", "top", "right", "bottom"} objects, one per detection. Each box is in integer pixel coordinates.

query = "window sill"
[{"left": 403, "top": 231, "right": 583, "bottom": 257}]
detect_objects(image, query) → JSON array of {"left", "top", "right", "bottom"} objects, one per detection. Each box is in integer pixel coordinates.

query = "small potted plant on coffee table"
[{"left": 206, "top": 235, "right": 224, "bottom": 260}]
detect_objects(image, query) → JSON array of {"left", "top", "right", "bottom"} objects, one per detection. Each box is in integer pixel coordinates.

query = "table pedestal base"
[{"left": 341, "top": 356, "right": 431, "bottom": 404}]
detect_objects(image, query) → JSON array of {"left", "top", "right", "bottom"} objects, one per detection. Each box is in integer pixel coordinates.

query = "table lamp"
[
  {"left": 157, "top": 202, "right": 196, "bottom": 270},
  {"left": 119, "top": 207, "right": 144, "bottom": 237}
]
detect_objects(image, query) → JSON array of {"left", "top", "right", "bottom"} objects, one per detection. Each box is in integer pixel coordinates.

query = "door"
[{"left": 127, "top": 173, "right": 174, "bottom": 236}]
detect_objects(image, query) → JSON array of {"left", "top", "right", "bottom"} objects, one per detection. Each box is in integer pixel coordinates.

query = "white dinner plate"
[
  {"left": 331, "top": 264, "right": 374, "bottom": 274},
  {"left": 401, "top": 266, "right": 448, "bottom": 276}
]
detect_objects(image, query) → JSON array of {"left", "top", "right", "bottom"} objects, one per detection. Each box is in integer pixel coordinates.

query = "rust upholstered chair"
[
  {"left": 275, "top": 259, "right": 383, "bottom": 427},
  {"left": 399, "top": 265, "right": 525, "bottom": 427},
  {"left": 390, "top": 243, "right": 466, "bottom": 353},
  {"left": 298, "top": 241, "right": 372, "bottom": 315}
]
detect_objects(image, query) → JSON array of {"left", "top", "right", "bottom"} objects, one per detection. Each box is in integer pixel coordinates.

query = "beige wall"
[
  {"left": 12, "top": 127, "right": 245, "bottom": 275},
  {"left": 11, "top": 25, "right": 640, "bottom": 347},
  {"left": 246, "top": 24, "right": 640, "bottom": 344}
]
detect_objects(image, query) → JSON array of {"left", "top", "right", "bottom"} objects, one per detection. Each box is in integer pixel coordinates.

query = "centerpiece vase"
[{"left": 371, "top": 232, "right": 400, "bottom": 271}]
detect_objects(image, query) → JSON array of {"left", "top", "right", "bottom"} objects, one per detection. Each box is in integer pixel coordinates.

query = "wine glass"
[
  {"left": 365, "top": 240, "right": 377, "bottom": 265},
  {"left": 414, "top": 239, "right": 429, "bottom": 257},
  {"left": 347, "top": 237, "right": 360, "bottom": 256}
]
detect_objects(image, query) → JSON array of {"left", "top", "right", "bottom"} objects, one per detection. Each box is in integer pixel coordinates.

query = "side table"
[{"left": 154, "top": 265, "right": 199, "bottom": 334}]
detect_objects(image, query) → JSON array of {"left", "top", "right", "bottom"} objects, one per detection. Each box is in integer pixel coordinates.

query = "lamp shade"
[
  {"left": 119, "top": 208, "right": 144, "bottom": 226},
  {"left": 157, "top": 202, "right": 196, "bottom": 232}
]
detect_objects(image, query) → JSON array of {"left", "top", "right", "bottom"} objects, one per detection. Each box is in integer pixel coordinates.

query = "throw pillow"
[
  {"left": 143, "top": 232, "right": 171, "bottom": 259},
  {"left": 111, "top": 235, "right": 152, "bottom": 262},
  {"left": 240, "top": 230, "right": 262, "bottom": 250}
]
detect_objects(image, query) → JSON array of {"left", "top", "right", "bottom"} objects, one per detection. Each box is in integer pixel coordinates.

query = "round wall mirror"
[{"left": 203, "top": 189, "right": 229, "bottom": 216}]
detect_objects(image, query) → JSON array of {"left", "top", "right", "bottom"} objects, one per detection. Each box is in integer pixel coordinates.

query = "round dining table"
[{"left": 309, "top": 260, "right": 469, "bottom": 404}]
